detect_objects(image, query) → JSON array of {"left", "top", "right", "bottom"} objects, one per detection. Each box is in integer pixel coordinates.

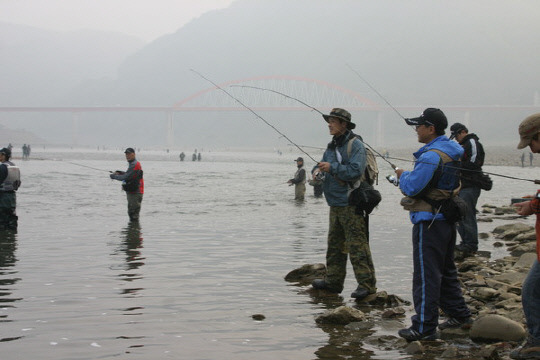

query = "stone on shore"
[
  {"left": 315, "top": 305, "right": 365, "bottom": 325},
  {"left": 284, "top": 263, "right": 326, "bottom": 284},
  {"left": 469, "top": 314, "right": 527, "bottom": 342}
]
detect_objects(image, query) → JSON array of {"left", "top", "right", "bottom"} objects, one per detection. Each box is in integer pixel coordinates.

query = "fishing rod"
[
  {"left": 232, "top": 84, "right": 399, "bottom": 171},
  {"left": 61, "top": 160, "right": 111, "bottom": 173},
  {"left": 383, "top": 154, "right": 540, "bottom": 184},
  {"left": 190, "top": 69, "right": 319, "bottom": 163},
  {"left": 345, "top": 63, "right": 407, "bottom": 121}
]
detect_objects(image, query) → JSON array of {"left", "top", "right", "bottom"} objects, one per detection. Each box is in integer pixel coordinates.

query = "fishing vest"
[
  {"left": 0, "top": 161, "right": 21, "bottom": 192},
  {"left": 400, "top": 149, "right": 461, "bottom": 212},
  {"left": 294, "top": 165, "right": 306, "bottom": 184}
]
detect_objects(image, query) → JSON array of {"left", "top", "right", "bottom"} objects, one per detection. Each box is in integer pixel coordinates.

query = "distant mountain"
[
  {"left": 2, "top": 0, "right": 540, "bottom": 147},
  {"left": 0, "top": 22, "right": 145, "bottom": 106}
]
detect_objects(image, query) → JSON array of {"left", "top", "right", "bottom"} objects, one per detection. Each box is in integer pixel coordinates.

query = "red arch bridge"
[{"left": 1, "top": 76, "right": 539, "bottom": 146}]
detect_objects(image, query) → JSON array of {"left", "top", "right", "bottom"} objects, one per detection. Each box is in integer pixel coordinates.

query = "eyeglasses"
[{"left": 415, "top": 122, "right": 434, "bottom": 130}]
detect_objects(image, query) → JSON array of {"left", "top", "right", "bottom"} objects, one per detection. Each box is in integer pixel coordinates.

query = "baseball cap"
[
  {"left": 405, "top": 108, "right": 448, "bottom": 133},
  {"left": 518, "top": 113, "right": 540, "bottom": 149},
  {"left": 449, "top": 122, "right": 468, "bottom": 140},
  {"left": 124, "top": 147, "right": 135, "bottom": 154}
]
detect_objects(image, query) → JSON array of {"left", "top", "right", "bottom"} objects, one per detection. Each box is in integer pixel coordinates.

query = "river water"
[{"left": 0, "top": 147, "right": 537, "bottom": 360}]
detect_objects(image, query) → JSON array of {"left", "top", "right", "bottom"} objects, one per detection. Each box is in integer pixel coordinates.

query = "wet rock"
[
  {"left": 315, "top": 305, "right": 365, "bottom": 325},
  {"left": 361, "top": 291, "right": 410, "bottom": 307},
  {"left": 513, "top": 252, "right": 537, "bottom": 269},
  {"left": 284, "top": 263, "right": 326, "bottom": 284},
  {"left": 493, "top": 241, "right": 504, "bottom": 247},
  {"left": 440, "top": 345, "right": 459, "bottom": 358},
  {"left": 251, "top": 314, "right": 265, "bottom": 321},
  {"left": 479, "top": 232, "right": 490, "bottom": 239},
  {"left": 469, "top": 314, "right": 527, "bottom": 342},
  {"left": 492, "top": 270, "right": 528, "bottom": 287},
  {"left": 470, "top": 287, "right": 499, "bottom": 302},
  {"left": 492, "top": 223, "right": 534, "bottom": 235},
  {"left": 405, "top": 340, "right": 424, "bottom": 354},
  {"left": 478, "top": 345, "right": 501, "bottom": 360},
  {"left": 381, "top": 307, "right": 405, "bottom": 319},
  {"left": 509, "top": 242, "right": 536, "bottom": 257},
  {"left": 494, "top": 206, "right": 518, "bottom": 215},
  {"left": 514, "top": 230, "right": 536, "bottom": 243}
]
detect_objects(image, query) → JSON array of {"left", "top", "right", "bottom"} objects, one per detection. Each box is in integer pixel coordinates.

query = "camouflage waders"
[{"left": 325, "top": 205, "right": 376, "bottom": 293}]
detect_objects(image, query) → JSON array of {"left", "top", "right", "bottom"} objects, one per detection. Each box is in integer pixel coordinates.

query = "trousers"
[
  {"left": 457, "top": 186, "right": 481, "bottom": 250},
  {"left": 326, "top": 205, "right": 376, "bottom": 293},
  {"left": 411, "top": 220, "right": 470, "bottom": 333}
]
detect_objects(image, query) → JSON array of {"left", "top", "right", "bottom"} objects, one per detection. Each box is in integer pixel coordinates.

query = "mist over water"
[{"left": 0, "top": 148, "right": 536, "bottom": 359}]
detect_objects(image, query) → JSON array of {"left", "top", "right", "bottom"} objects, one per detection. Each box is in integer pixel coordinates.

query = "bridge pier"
[
  {"left": 72, "top": 112, "right": 79, "bottom": 146},
  {"left": 166, "top": 111, "right": 174, "bottom": 148}
]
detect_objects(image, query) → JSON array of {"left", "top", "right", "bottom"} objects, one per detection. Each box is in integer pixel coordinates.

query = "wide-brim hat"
[
  {"left": 518, "top": 113, "right": 540, "bottom": 149},
  {"left": 322, "top": 108, "right": 356, "bottom": 130},
  {"left": 405, "top": 108, "right": 447, "bottom": 133}
]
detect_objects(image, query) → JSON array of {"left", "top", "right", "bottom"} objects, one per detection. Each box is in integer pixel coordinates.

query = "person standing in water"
[
  {"left": 110, "top": 148, "right": 144, "bottom": 222},
  {"left": 287, "top": 157, "right": 306, "bottom": 200},
  {"left": 0, "top": 147, "right": 20, "bottom": 230}
]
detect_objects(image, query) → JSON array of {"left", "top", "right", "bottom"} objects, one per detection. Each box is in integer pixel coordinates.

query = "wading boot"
[
  {"left": 398, "top": 327, "right": 439, "bottom": 342},
  {"left": 439, "top": 316, "right": 473, "bottom": 330},
  {"left": 350, "top": 286, "right": 370, "bottom": 299},
  {"left": 510, "top": 337, "right": 540, "bottom": 359},
  {"left": 311, "top": 279, "right": 342, "bottom": 294}
]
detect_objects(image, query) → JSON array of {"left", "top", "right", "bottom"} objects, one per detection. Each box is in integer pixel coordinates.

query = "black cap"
[
  {"left": 294, "top": 157, "right": 304, "bottom": 162},
  {"left": 405, "top": 108, "right": 448, "bottom": 133},
  {"left": 124, "top": 147, "right": 135, "bottom": 154},
  {"left": 449, "top": 122, "right": 468, "bottom": 140},
  {"left": 0, "top": 147, "right": 11, "bottom": 157}
]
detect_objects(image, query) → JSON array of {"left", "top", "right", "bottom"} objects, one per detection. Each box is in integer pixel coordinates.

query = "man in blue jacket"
[
  {"left": 394, "top": 108, "right": 472, "bottom": 341},
  {"left": 311, "top": 108, "right": 377, "bottom": 300}
]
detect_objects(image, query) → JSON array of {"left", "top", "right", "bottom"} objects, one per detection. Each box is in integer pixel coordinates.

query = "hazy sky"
[{"left": 0, "top": 0, "right": 236, "bottom": 42}]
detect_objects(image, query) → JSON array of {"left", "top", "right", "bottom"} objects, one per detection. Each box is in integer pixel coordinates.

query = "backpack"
[{"left": 345, "top": 135, "right": 381, "bottom": 215}]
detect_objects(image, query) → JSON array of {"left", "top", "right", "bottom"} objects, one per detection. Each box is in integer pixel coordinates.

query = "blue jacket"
[
  {"left": 316, "top": 131, "right": 367, "bottom": 207},
  {"left": 399, "top": 135, "right": 464, "bottom": 224}
]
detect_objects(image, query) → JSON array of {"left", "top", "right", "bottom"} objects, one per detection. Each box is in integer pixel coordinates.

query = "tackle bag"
[
  {"left": 423, "top": 196, "right": 468, "bottom": 224},
  {"left": 348, "top": 181, "right": 382, "bottom": 215},
  {"left": 478, "top": 173, "right": 493, "bottom": 191}
]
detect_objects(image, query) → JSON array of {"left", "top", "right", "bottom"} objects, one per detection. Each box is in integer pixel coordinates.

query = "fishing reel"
[
  {"left": 386, "top": 174, "right": 399, "bottom": 186},
  {"left": 314, "top": 171, "right": 326, "bottom": 182}
]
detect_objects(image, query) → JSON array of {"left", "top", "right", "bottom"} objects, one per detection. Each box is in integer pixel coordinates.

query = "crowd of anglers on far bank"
[{"left": 2, "top": 107, "right": 540, "bottom": 359}]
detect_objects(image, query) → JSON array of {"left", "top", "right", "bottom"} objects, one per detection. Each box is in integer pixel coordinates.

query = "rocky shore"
[{"left": 285, "top": 203, "right": 537, "bottom": 360}]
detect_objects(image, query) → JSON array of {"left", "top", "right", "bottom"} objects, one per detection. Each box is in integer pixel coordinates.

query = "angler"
[
  {"left": 310, "top": 108, "right": 377, "bottom": 300},
  {"left": 0, "top": 147, "right": 21, "bottom": 230},
  {"left": 110, "top": 148, "right": 144, "bottom": 223}
]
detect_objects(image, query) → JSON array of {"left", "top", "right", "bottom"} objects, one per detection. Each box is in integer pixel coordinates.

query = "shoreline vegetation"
[{"left": 287, "top": 203, "right": 537, "bottom": 360}]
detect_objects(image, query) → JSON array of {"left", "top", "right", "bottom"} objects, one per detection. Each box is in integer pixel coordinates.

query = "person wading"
[
  {"left": 288, "top": 157, "right": 306, "bottom": 200},
  {"left": 110, "top": 148, "right": 144, "bottom": 222}
]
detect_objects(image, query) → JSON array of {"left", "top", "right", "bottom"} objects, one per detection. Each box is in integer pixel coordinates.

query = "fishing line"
[
  {"left": 232, "top": 84, "right": 399, "bottom": 170},
  {"left": 57, "top": 160, "right": 112, "bottom": 173},
  {"left": 383, "top": 154, "right": 540, "bottom": 184},
  {"left": 345, "top": 63, "right": 407, "bottom": 121},
  {"left": 190, "top": 69, "right": 319, "bottom": 163}
]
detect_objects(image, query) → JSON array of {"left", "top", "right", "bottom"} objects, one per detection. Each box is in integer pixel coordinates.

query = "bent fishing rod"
[
  {"left": 230, "top": 84, "right": 399, "bottom": 171},
  {"left": 234, "top": 85, "right": 540, "bottom": 184},
  {"left": 190, "top": 69, "right": 319, "bottom": 164}
]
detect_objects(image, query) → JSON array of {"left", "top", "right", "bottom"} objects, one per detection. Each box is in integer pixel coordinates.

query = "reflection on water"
[
  {"left": 110, "top": 222, "right": 146, "bottom": 351},
  {"left": 3, "top": 152, "right": 538, "bottom": 360},
  {"left": 0, "top": 230, "right": 22, "bottom": 342}
]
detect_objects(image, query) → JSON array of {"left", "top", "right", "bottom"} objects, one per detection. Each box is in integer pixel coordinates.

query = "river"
[{"left": 0, "top": 147, "right": 536, "bottom": 360}]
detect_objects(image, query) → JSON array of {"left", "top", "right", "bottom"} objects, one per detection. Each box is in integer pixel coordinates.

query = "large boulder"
[{"left": 469, "top": 314, "right": 526, "bottom": 342}]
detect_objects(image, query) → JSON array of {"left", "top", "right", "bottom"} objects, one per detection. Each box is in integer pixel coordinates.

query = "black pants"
[{"left": 410, "top": 220, "right": 470, "bottom": 334}]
